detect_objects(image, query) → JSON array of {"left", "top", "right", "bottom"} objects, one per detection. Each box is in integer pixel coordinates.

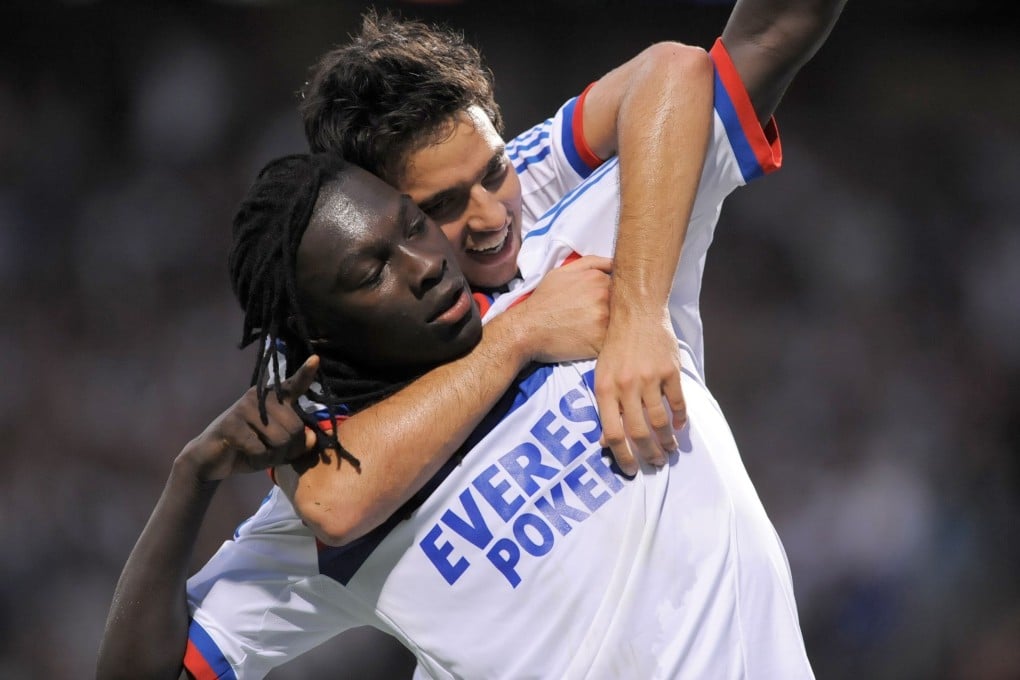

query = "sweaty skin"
[
  {"left": 284, "top": 0, "right": 846, "bottom": 545},
  {"left": 283, "top": 44, "right": 718, "bottom": 545},
  {"left": 285, "top": 0, "right": 844, "bottom": 542},
  {"left": 98, "top": 2, "right": 849, "bottom": 675}
]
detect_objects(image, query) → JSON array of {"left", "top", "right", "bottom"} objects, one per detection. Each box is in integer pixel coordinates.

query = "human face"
[
  {"left": 399, "top": 106, "right": 523, "bottom": 290},
  {"left": 295, "top": 168, "right": 482, "bottom": 377}
]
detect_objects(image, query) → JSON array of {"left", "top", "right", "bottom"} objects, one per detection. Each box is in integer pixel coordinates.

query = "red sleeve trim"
[
  {"left": 572, "top": 82, "right": 606, "bottom": 170},
  {"left": 183, "top": 639, "right": 219, "bottom": 680},
  {"left": 710, "top": 38, "right": 782, "bottom": 176}
]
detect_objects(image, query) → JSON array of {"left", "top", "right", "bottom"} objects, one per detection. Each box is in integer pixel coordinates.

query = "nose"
[
  {"left": 400, "top": 243, "right": 446, "bottom": 297},
  {"left": 465, "top": 185, "right": 507, "bottom": 232}
]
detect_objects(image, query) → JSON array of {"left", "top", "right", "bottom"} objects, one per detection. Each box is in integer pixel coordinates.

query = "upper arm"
[
  {"left": 580, "top": 42, "right": 713, "bottom": 160},
  {"left": 721, "top": 0, "right": 847, "bottom": 123}
]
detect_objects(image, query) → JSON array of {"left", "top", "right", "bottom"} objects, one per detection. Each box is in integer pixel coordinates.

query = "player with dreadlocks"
[
  {"left": 227, "top": 152, "right": 607, "bottom": 469},
  {"left": 228, "top": 153, "right": 405, "bottom": 469},
  {"left": 98, "top": 152, "right": 612, "bottom": 680}
]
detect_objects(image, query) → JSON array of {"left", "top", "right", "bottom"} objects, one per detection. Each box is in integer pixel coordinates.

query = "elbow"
[
  {"left": 295, "top": 496, "right": 371, "bottom": 547},
  {"left": 639, "top": 41, "right": 713, "bottom": 83}
]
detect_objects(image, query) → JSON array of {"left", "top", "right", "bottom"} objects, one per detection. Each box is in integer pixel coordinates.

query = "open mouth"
[{"left": 464, "top": 221, "right": 511, "bottom": 258}]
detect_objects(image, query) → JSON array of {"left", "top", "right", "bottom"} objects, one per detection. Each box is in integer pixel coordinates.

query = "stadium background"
[{"left": 1, "top": 1, "right": 1018, "bottom": 678}]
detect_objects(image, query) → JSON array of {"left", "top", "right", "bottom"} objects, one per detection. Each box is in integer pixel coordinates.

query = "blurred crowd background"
[{"left": 1, "top": 1, "right": 1018, "bottom": 678}]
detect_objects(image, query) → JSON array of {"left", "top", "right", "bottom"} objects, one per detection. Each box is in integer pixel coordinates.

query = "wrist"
[
  {"left": 174, "top": 438, "right": 220, "bottom": 486},
  {"left": 484, "top": 311, "right": 536, "bottom": 367},
  {"left": 609, "top": 292, "right": 670, "bottom": 323}
]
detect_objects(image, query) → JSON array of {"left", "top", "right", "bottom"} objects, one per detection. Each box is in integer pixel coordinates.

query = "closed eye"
[{"left": 354, "top": 263, "right": 384, "bottom": 289}]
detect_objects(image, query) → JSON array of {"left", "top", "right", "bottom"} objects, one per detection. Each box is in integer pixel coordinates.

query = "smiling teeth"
[{"left": 465, "top": 226, "right": 508, "bottom": 254}]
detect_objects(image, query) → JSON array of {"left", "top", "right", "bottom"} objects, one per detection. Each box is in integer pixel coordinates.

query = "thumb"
[{"left": 282, "top": 354, "right": 320, "bottom": 401}]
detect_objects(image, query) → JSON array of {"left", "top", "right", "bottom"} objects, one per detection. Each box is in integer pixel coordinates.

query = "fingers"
[
  {"left": 619, "top": 386, "right": 667, "bottom": 467},
  {"left": 597, "top": 405, "right": 638, "bottom": 477},
  {"left": 642, "top": 383, "right": 679, "bottom": 455},
  {"left": 595, "top": 371, "right": 683, "bottom": 473},
  {"left": 219, "top": 411, "right": 262, "bottom": 457},
  {"left": 280, "top": 354, "right": 320, "bottom": 402},
  {"left": 594, "top": 381, "right": 639, "bottom": 476},
  {"left": 663, "top": 373, "right": 687, "bottom": 430},
  {"left": 256, "top": 354, "right": 319, "bottom": 451}
]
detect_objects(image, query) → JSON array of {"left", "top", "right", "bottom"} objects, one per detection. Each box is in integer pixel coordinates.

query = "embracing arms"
[
  {"left": 282, "top": 0, "right": 848, "bottom": 544},
  {"left": 277, "top": 257, "right": 612, "bottom": 545}
]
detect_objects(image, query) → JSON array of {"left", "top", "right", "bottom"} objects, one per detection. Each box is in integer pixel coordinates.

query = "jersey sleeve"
[
  {"left": 708, "top": 37, "right": 782, "bottom": 185},
  {"left": 508, "top": 84, "right": 605, "bottom": 235},
  {"left": 184, "top": 490, "right": 362, "bottom": 679}
]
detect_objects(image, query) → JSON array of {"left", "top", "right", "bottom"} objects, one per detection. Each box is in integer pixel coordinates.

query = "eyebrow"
[{"left": 417, "top": 146, "right": 506, "bottom": 208}]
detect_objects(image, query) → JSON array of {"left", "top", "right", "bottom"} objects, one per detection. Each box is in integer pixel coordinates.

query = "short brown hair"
[{"left": 300, "top": 11, "right": 503, "bottom": 185}]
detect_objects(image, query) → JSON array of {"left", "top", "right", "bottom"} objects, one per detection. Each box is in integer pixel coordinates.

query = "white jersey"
[
  {"left": 508, "top": 81, "right": 605, "bottom": 236},
  {"left": 184, "top": 39, "right": 804, "bottom": 680}
]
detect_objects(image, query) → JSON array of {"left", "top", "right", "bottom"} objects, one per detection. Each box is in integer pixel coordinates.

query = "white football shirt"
[{"left": 184, "top": 38, "right": 806, "bottom": 680}]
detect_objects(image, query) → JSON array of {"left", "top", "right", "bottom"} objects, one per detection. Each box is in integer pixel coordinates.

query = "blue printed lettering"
[
  {"left": 487, "top": 538, "right": 522, "bottom": 588},
  {"left": 565, "top": 463, "right": 612, "bottom": 512},
  {"left": 514, "top": 513, "right": 555, "bottom": 557},
  {"left": 499, "top": 442, "right": 559, "bottom": 496},
  {"left": 441, "top": 488, "right": 493, "bottom": 549},
  {"left": 420, "top": 524, "right": 470, "bottom": 585},
  {"left": 559, "top": 388, "right": 601, "bottom": 444},
  {"left": 586, "top": 450, "right": 625, "bottom": 492},
  {"left": 472, "top": 464, "right": 525, "bottom": 521},
  {"left": 531, "top": 411, "right": 586, "bottom": 466},
  {"left": 535, "top": 482, "right": 589, "bottom": 535}
]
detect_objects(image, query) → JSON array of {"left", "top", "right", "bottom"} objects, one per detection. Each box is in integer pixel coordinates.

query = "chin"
[{"left": 470, "top": 261, "right": 518, "bottom": 291}]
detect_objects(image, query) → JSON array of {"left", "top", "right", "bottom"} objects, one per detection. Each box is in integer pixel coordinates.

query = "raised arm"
[
  {"left": 568, "top": 0, "right": 847, "bottom": 471},
  {"left": 722, "top": 0, "right": 848, "bottom": 124},
  {"left": 578, "top": 43, "right": 716, "bottom": 471},
  {"left": 278, "top": 255, "right": 612, "bottom": 546},
  {"left": 96, "top": 358, "right": 320, "bottom": 680}
]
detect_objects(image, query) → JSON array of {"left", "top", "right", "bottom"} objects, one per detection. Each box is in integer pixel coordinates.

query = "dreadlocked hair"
[{"left": 228, "top": 152, "right": 407, "bottom": 470}]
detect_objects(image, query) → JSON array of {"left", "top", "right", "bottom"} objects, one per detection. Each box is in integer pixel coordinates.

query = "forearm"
[
  {"left": 97, "top": 455, "right": 218, "bottom": 680},
  {"left": 612, "top": 44, "right": 715, "bottom": 317},
  {"left": 282, "top": 312, "right": 532, "bottom": 545},
  {"left": 722, "top": 0, "right": 847, "bottom": 122}
]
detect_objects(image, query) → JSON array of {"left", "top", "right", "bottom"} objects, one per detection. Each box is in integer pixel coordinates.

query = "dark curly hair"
[
  {"left": 229, "top": 153, "right": 410, "bottom": 469},
  {"left": 300, "top": 10, "right": 503, "bottom": 186}
]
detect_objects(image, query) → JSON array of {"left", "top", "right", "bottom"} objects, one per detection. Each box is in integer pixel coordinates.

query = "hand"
[
  {"left": 594, "top": 308, "right": 686, "bottom": 475},
  {"left": 179, "top": 355, "right": 321, "bottom": 482},
  {"left": 511, "top": 255, "right": 612, "bottom": 364}
]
